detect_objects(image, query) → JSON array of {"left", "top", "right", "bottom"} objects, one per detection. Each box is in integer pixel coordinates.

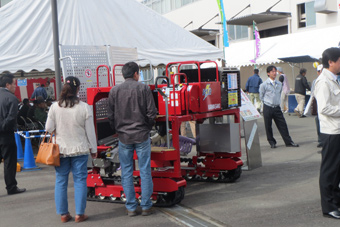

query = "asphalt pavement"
[{"left": 0, "top": 113, "right": 337, "bottom": 227}]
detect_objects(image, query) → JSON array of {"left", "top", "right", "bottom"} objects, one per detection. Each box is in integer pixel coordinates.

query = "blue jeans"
[
  {"left": 119, "top": 139, "right": 153, "bottom": 211},
  {"left": 55, "top": 155, "right": 88, "bottom": 215}
]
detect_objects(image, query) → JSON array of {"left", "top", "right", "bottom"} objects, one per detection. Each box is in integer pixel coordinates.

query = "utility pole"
[{"left": 51, "top": 0, "right": 62, "bottom": 98}]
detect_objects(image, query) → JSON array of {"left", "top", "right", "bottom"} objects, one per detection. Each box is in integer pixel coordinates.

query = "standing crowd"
[
  {"left": 0, "top": 61, "right": 156, "bottom": 223},
  {"left": 2, "top": 49, "right": 340, "bottom": 222}
]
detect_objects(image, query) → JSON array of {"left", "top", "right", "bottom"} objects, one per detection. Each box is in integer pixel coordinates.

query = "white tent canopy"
[
  {"left": 0, "top": 0, "right": 222, "bottom": 73},
  {"left": 225, "top": 25, "right": 340, "bottom": 67}
]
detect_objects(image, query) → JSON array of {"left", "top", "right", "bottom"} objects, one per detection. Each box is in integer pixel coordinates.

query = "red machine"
[{"left": 86, "top": 61, "right": 243, "bottom": 207}]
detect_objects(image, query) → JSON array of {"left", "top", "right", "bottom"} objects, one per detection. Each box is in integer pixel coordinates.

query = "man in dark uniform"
[
  {"left": 0, "top": 73, "right": 26, "bottom": 195},
  {"left": 294, "top": 68, "right": 310, "bottom": 117}
]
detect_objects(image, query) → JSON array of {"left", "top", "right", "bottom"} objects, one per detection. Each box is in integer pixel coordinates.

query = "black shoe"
[
  {"left": 317, "top": 150, "right": 322, "bottom": 154},
  {"left": 323, "top": 210, "right": 340, "bottom": 219},
  {"left": 142, "top": 208, "right": 154, "bottom": 216},
  {"left": 126, "top": 209, "right": 137, "bottom": 217},
  {"left": 300, "top": 115, "right": 306, "bottom": 118},
  {"left": 7, "top": 187, "right": 26, "bottom": 195},
  {"left": 286, "top": 142, "right": 299, "bottom": 147},
  {"left": 270, "top": 144, "right": 277, "bottom": 149},
  {"left": 317, "top": 143, "right": 323, "bottom": 148}
]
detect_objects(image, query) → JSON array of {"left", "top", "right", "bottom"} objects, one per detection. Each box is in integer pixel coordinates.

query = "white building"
[{"left": 142, "top": 0, "right": 340, "bottom": 90}]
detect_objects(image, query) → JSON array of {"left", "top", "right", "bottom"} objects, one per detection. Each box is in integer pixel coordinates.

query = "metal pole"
[
  {"left": 51, "top": 0, "right": 62, "bottom": 98},
  {"left": 164, "top": 96, "right": 170, "bottom": 149}
]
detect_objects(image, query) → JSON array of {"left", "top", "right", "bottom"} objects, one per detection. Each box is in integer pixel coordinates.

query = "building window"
[
  {"left": 227, "top": 25, "right": 248, "bottom": 41},
  {"left": 143, "top": 0, "right": 201, "bottom": 14},
  {"left": 0, "top": 0, "right": 12, "bottom": 7},
  {"left": 298, "top": 1, "right": 316, "bottom": 28}
]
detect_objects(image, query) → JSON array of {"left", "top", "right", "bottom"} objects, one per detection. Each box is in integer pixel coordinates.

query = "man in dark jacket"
[
  {"left": 17, "top": 98, "right": 30, "bottom": 126},
  {"left": 108, "top": 62, "right": 157, "bottom": 216},
  {"left": 31, "top": 83, "right": 47, "bottom": 100},
  {"left": 34, "top": 98, "right": 47, "bottom": 125},
  {"left": 0, "top": 73, "right": 26, "bottom": 195},
  {"left": 245, "top": 69, "right": 263, "bottom": 111},
  {"left": 294, "top": 68, "right": 310, "bottom": 118}
]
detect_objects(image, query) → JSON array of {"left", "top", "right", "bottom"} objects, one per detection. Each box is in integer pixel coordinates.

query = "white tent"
[
  {"left": 225, "top": 25, "right": 340, "bottom": 67},
  {"left": 0, "top": 0, "right": 223, "bottom": 73}
]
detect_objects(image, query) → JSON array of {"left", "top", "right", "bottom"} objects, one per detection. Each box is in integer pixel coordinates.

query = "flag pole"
[{"left": 253, "top": 21, "right": 256, "bottom": 69}]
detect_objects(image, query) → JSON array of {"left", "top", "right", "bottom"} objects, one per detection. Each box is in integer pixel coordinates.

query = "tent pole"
[{"left": 51, "top": 0, "right": 62, "bottom": 98}]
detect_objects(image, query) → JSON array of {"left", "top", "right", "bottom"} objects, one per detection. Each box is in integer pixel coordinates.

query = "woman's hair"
[{"left": 58, "top": 76, "right": 80, "bottom": 108}]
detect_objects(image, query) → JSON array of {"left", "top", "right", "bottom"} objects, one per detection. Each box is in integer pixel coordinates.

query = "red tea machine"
[{"left": 86, "top": 61, "right": 243, "bottom": 206}]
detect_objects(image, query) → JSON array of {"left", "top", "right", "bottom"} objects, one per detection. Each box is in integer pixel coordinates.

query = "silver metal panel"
[
  {"left": 95, "top": 98, "right": 109, "bottom": 120},
  {"left": 197, "top": 123, "right": 240, "bottom": 153},
  {"left": 108, "top": 46, "right": 138, "bottom": 85},
  {"left": 60, "top": 45, "right": 109, "bottom": 102},
  {"left": 60, "top": 45, "right": 138, "bottom": 119},
  {"left": 243, "top": 119, "right": 262, "bottom": 170}
]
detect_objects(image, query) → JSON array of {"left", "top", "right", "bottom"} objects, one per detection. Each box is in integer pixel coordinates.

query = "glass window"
[
  {"left": 0, "top": 0, "right": 12, "bottom": 7},
  {"left": 305, "top": 1, "right": 316, "bottom": 27},
  {"left": 227, "top": 25, "right": 248, "bottom": 41},
  {"left": 182, "top": 0, "right": 192, "bottom": 6},
  {"left": 146, "top": 0, "right": 201, "bottom": 14},
  {"left": 240, "top": 25, "right": 248, "bottom": 39},
  {"left": 236, "top": 25, "right": 242, "bottom": 39},
  {"left": 161, "top": 0, "right": 171, "bottom": 14},
  {"left": 227, "top": 25, "right": 235, "bottom": 41},
  {"left": 152, "top": 1, "right": 162, "bottom": 14},
  {"left": 173, "top": 0, "right": 182, "bottom": 9}
]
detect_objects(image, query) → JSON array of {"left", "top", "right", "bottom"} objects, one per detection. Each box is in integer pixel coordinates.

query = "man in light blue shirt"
[{"left": 259, "top": 65, "right": 298, "bottom": 149}]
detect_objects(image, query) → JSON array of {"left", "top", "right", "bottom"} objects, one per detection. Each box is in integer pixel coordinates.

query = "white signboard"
[{"left": 240, "top": 89, "right": 262, "bottom": 121}]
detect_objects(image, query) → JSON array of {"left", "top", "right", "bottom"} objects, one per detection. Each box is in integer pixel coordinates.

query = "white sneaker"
[{"left": 151, "top": 133, "right": 161, "bottom": 145}]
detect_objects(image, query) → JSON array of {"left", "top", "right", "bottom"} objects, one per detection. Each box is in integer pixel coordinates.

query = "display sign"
[
  {"left": 240, "top": 89, "right": 262, "bottom": 121},
  {"left": 85, "top": 69, "right": 92, "bottom": 78},
  {"left": 17, "top": 79, "right": 27, "bottom": 86},
  {"left": 228, "top": 90, "right": 238, "bottom": 107},
  {"left": 227, "top": 73, "right": 238, "bottom": 89}
]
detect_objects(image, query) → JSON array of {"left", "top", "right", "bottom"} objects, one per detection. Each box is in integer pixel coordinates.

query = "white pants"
[
  {"left": 280, "top": 92, "right": 288, "bottom": 111},
  {"left": 295, "top": 94, "right": 305, "bottom": 114}
]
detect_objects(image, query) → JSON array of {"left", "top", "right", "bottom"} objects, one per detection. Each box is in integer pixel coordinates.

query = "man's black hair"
[
  {"left": 266, "top": 65, "right": 277, "bottom": 73},
  {"left": 0, "top": 73, "right": 14, "bottom": 88},
  {"left": 41, "top": 84, "right": 45, "bottom": 87},
  {"left": 322, "top": 47, "right": 340, "bottom": 68},
  {"left": 300, "top": 68, "right": 307, "bottom": 75},
  {"left": 122, "top": 62, "right": 139, "bottom": 79},
  {"left": 254, "top": 69, "right": 259, "bottom": 74},
  {"left": 23, "top": 98, "right": 29, "bottom": 105}
]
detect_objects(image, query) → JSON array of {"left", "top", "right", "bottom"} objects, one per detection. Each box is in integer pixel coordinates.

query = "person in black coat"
[
  {"left": 294, "top": 68, "right": 310, "bottom": 117},
  {"left": 0, "top": 73, "right": 26, "bottom": 195},
  {"left": 17, "top": 98, "right": 30, "bottom": 126}
]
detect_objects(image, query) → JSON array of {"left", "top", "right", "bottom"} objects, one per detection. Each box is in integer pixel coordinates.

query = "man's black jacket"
[
  {"left": 294, "top": 74, "right": 310, "bottom": 95},
  {"left": 0, "top": 88, "right": 19, "bottom": 135}
]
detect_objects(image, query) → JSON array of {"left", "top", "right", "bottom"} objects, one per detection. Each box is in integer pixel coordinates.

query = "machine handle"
[
  {"left": 155, "top": 76, "right": 170, "bottom": 88},
  {"left": 170, "top": 73, "right": 188, "bottom": 87},
  {"left": 170, "top": 73, "right": 189, "bottom": 116},
  {"left": 166, "top": 61, "right": 219, "bottom": 83},
  {"left": 112, "top": 64, "right": 124, "bottom": 86},
  {"left": 96, "top": 65, "right": 110, "bottom": 87}
]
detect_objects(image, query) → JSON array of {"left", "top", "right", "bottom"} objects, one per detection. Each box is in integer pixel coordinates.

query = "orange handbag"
[{"left": 36, "top": 132, "right": 60, "bottom": 166}]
